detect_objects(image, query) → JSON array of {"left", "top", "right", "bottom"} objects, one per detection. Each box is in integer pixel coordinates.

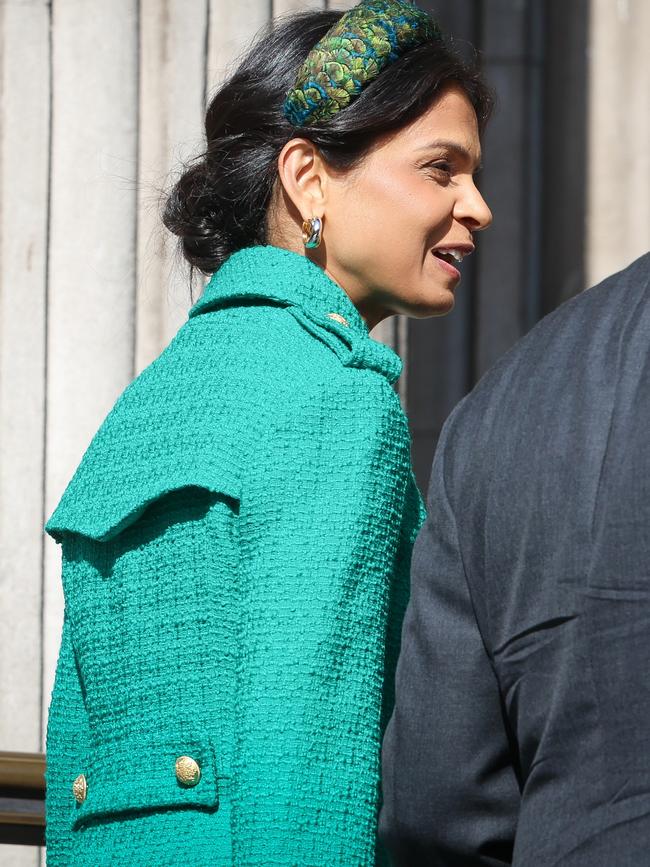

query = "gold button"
[
  {"left": 72, "top": 773, "right": 87, "bottom": 804},
  {"left": 175, "top": 755, "right": 201, "bottom": 787},
  {"left": 327, "top": 312, "right": 349, "bottom": 327}
]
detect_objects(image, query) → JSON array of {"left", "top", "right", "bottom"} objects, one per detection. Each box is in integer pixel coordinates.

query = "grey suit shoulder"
[{"left": 380, "top": 252, "right": 650, "bottom": 866}]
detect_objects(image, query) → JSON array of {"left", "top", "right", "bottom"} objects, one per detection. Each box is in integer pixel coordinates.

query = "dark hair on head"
[{"left": 162, "top": 9, "right": 494, "bottom": 277}]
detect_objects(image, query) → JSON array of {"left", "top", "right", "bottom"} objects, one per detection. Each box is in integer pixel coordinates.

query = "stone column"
[{"left": 586, "top": 0, "right": 650, "bottom": 286}]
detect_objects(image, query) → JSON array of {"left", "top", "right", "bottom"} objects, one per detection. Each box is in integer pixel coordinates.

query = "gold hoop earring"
[{"left": 302, "top": 216, "right": 322, "bottom": 249}]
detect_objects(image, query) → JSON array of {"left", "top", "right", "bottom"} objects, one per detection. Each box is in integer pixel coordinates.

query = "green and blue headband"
[{"left": 283, "top": 0, "right": 442, "bottom": 128}]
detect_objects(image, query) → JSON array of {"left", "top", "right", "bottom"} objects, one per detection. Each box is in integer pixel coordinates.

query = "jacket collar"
[{"left": 189, "top": 244, "right": 402, "bottom": 384}]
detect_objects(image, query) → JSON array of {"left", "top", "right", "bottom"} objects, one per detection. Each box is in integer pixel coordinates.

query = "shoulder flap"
[{"left": 45, "top": 329, "right": 243, "bottom": 544}]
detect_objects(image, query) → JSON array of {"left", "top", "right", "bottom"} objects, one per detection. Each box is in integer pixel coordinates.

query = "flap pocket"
[{"left": 71, "top": 735, "right": 223, "bottom": 829}]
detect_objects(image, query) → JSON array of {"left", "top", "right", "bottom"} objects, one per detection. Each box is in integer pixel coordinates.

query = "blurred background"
[{"left": 0, "top": 0, "right": 648, "bottom": 862}]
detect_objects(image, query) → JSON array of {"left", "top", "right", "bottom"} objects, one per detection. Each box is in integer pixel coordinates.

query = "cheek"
[
  {"left": 341, "top": 172, "right": 448, "bottom": 247},
  {"left": 344, "top": 175, "right": 406, "bottom": 235}
]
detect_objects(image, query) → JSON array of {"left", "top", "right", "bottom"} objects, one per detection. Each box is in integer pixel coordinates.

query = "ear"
[{"left": 276, "top": 137, "right": 328, "bottom": 222}]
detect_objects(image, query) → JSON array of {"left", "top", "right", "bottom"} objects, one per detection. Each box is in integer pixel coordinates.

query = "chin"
[{"left": 407, "top": 289, "right": 456, "bottom": 319}]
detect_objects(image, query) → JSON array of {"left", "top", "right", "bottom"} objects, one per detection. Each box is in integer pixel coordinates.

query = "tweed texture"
[{"left": 45, "top": 244, "right": 425, "bottom": 866}]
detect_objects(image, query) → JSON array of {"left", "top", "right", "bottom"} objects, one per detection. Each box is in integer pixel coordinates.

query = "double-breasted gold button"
[
  {"left": 327, "top": 312, "right": 350, "bottom": 327},
  {"left": 72, "top": 773, "right": 87, "bottom": 803},
  {"left": 175, "top": 755, "right": 201, "bottom": 787}
]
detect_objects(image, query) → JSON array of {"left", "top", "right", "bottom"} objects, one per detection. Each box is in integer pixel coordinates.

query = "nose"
[{"left": 453, "top": 177, "right": 492, "bottom": 232}]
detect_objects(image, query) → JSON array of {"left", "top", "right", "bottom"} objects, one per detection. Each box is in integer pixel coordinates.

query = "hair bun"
[{"left": 163, "top": 158, "right": 240, "bottom": 275}]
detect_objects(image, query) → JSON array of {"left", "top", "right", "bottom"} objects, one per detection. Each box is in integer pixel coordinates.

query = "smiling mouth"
[
  {"left": 431, "top": 250, "right": 462, "bottom": 278},
  {"left": 434, "top": 250, "right": 463, "bottom": 265}
]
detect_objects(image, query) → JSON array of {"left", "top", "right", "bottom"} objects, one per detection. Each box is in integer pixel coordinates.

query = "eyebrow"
[{"left": 416, "top": 139, "right": 483, "bottom": 172}]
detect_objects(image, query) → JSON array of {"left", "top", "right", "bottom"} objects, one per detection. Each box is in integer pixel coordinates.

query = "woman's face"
[{"left": 318, "top": 84, "right": 492, "bottom": 328}]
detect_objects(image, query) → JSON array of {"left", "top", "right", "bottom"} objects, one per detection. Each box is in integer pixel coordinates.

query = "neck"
[{"left": 265, "top": 239, "right": 391, "bottom": 333}]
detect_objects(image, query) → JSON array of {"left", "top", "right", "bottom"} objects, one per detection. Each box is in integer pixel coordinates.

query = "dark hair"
[{"left": 162, "top": 10, "right": 493, "bottom": 277}]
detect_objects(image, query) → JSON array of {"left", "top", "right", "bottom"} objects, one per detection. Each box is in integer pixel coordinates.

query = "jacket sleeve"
[
  {"left": 230, "top": 377, "right": 413, "bottom": 867},
  {"left": 45, "top": 368, "right": 413, "bottom": 866},
  {"left": 378, "top": 411, "right": 520, "bottom": 866},
  {"left": 379, "top": 469, "right": 427, "bottom": 735},
  {"left": 45, "top": 608, "right": 91, "bottom": 865},
  {"left": 45, "top": 486, "right": 240, "bottom": 866}
]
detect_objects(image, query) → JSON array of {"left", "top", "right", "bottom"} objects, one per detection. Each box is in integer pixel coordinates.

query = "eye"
[
  {"left": 421, "top": 160, "right": 454, "bottom": 184},
  {"left": 430, "top": 161, "right": 452, "bottom": 175}
]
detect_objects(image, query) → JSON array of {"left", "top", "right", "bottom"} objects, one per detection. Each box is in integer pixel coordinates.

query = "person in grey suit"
[{"left": 379, "top": 252, "right": 650, "bottom": 866}]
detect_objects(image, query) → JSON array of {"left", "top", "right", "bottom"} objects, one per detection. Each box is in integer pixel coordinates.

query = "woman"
[{"left": 44, "top": 1, "right": 492, "bottom": 864}]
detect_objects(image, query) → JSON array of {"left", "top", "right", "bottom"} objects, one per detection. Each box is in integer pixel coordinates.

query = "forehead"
[{"left": 376, "top": 85, "right": 482, "bottom": 165}]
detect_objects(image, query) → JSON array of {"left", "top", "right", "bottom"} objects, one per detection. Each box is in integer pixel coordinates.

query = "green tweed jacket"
[{"left": 45, "top": 244, "right": 425, "bottom": 866}]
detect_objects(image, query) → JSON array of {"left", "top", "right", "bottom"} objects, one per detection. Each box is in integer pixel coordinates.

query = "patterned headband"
[{"left": 283, "top": 0, "right": 442, "bottom": 128}]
